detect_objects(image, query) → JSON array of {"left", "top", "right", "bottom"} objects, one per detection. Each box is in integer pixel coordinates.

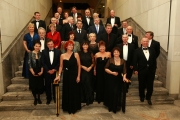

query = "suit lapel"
[{"left": 141, "top": 48, "right": 148, "bottom": 61}]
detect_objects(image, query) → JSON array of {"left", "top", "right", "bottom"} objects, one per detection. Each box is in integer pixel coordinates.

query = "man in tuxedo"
[
  {"left": 82, "top": 9, "right": 93, "bottom": 33},
  {"left": 117, "top": 20, "right": 128, "bottom": 39},
  {"left": 145, "top": 31, "right": 160, "bottom": 59},
  {"left": 46, "top": 17, "right": 62, "bottom": 36},
  {"left": 41, "top": 40, "right": 61, "bottom": 104},
  {"left": 31, "top": 12, "right": 46, "bottom": 33},
  {"left": 69, "top": 6, "right": 82, "bottom": 24},
  {"left": 106, "top": 10, "right": 121, "bottom": 35},
  {"left": 37, "top": 27, "right": 48, "bottom": 51},
  {"left": 57, "top": 7, "right": 64, "bottom": 25},
  {"left": 126, "top": 26, "right": 138, "bottom": 49},
  {"left": 100, "top": 24, "right": 118, "bottom": 52},
  {"left": 73, "top": 20, "right": 88, "bottom": 44},
  {"left": 117, "top": 34, "right": 135, "bottom": 92},
  {"left": 133, "top": 38, "right": 156, "bottom": 105},
  {"left": 89, "top": 18, "right": 106, "bottom": 43},
  {"left": 62, "top": 16, "right": 76, "bottom": 41}
]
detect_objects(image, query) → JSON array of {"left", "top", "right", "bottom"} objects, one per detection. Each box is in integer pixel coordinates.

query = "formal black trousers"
[
  {"left": 44, "top": 72, "right": 56, "bottom": 101},
  {"left": 138, "top": 68, "right": 155, "bottom": 100}
]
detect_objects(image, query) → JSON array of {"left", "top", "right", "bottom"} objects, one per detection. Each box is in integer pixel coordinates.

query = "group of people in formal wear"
[{"left": 22, "top": 6, "right": 160, "bottom": 114}]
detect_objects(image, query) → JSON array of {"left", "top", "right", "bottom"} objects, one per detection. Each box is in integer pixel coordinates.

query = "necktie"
[
  {"left": 123, "top": 44, "right": 127, "bottom": 46},
  {"left": 96, "top": 25, "right": 99, "bottom": 33},
  {"left": 78, "top": 30, "right": 81, "bottom": 34},
  {"left": 108, "top": 34, "right": 110, "bottom": 43},
  {"left": 49, "top": 49, "right": 54, "bottom": 52},
  {"left": 143, "top": 48, "right": 148, "bottom": 50},
  {"left": 128, "top": 34, "right": 131, "bottom": 37}
]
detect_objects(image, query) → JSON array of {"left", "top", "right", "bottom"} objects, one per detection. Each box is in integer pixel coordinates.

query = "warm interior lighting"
[
  {"left": 60, "top": 0, "right": 62, "bottom": 2},
  {"left": 103, "top": 6, "right": 105, "bottom": 7}
]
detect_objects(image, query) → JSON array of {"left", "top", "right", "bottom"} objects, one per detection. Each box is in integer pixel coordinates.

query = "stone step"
[
  {"left": 11, "top": 77, "right": 28, "bottom": 84},
  {"left": 2, "top": 92, "right": 62, "bottom": 101},
  {"left": 129, "top": 80, "right": 163, "bottom": 88},
  {"left": 7, "top": 84, "right": 63, "bottom": 92},
  {"left": 15, "top": 71, "right": 22, "bottom": 77},
  {"left": 127, "top": 87, "right": 169, "bottom": 96},
  {"left": 18, "top": 65, "right": 23, "bottom": 71},
  {"left": 0, "top": 97, "right": 174, "bottom": 111}
]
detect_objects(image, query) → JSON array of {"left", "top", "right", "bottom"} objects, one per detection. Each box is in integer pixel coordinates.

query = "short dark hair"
[
  {"left": 146, "top": 31, "right": 154, "bottom": 38},
  {"left": 68, "top": 31, "right": 76, "bottom": 39},
  {"left": 46, "top": 39, "right": 54, "bottom": 44},
  {"left": 80, "top": 41, "right": 90, "bottom": 52},
  {"left": 34, "top": 12, "right": 40, "bottom": 15},
  {"left": 72, "top": 6, "right": 77, "bottom": 10},
  {"left": 105, "top": 23, "right": 112, "bottom": 28},
  {"left": 33, "top": 41, "right": 41, "bottom": 46},
  {"left": 111, "top": 47, "right": 121, "bottom": 56}
]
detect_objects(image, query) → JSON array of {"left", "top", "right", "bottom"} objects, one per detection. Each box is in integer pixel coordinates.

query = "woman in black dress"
[
  {"left": 28, "top": 41, "right": 44, "bottom": 105},
  {"left": 104, "top": 47, "right": 129, "bottom": 113},
  {"left": 79, "top": 41, "right": 94, "bottom": 105},
  {"left": 89, "top": 33, "right": 99, "bottom": 55},
  {"left": 94, "top": 41, "right": 111, "bottom": 103},
  {"left": 54, "top": 41, "right": 81, "bottom": 114}
]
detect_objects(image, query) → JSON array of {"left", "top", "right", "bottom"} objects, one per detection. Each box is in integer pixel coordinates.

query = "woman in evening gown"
[
  {"left": 79, "top": 41, "right": 94, "bottom": 105},
  {"left": 104, "top": 47, "right": 129, "bottom": 113},
  {"left": 54, "top": 40, "right": 81, "bottom": 114},
  {"left": 94, "top": 41, "right": 111, "bottom": 103}
]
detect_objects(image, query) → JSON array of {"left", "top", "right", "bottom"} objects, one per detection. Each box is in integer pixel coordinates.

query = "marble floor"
[{"left": 0, "top": 100, "right": 180, "bottom": 120}]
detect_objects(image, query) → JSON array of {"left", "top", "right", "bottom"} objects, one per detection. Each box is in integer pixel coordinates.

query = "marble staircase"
[{"left": 0, "top": 62, "right": 174, "bottom": 111}]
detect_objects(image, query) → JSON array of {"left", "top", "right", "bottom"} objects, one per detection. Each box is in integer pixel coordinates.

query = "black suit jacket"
[
  {"left": 73, "top": 29, "right": 88, "bottom": 44},
  {"left": 129, "top": 35, "right": 138, "bottom": 49},
  {"left": 41, "top": 48, "right": 61, "bottom": 72},
  {"left": 150, "top": 39, "right": 160, "bottom": 58},
  {"left": 62, "top": 23, "right": 76, "bottom": 40},
  {"left": 117, "top": 43, "right": 135, "bottom": 66},
  {"left": 89, "top": 24, "right": 106, "bottom": 43},
  {"left": 89, "top": 19, "right": 103, "bottom": 26},
  {"left": 133, "top": 47, "right": 156, "bottom": 73},
  {"left": 82, "top": 16, "right": 93, "bottom": 32},
  {"left": 34, "top": 37, "right": 48, "bottom": 50},
  {"left": 100, "top": 33, "right": 118, "bottom": 52},
  {"left": 32, "top": 20, "right": 46, "bottom": 33},
  {"left": 106, "top": 16, "right": 121, "bottom": 34}
]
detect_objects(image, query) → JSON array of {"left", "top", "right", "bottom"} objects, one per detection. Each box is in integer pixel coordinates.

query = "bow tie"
[
  {"left": 128, "top": 34, "right": 131, "bottom": 37},
  {"left": 123, "top": 44, "right": 127, "bottom": 46},
  {"left": 49, "top": 49, "right": 54, "bottom": 52},
  {"left": 36, "top": 20, "right": 39, "bottom": 22},
  {"left": 143, "top": 48, "right": 148, "bottom": 50}
]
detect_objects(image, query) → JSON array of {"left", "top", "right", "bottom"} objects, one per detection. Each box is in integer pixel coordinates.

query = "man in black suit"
[
  {"left": 117, "top": 20, "right": 128, "bottom": 39},
  {"left": 41, "top": 40, "right": 61, "bottom": 104},
  {"left": 126, "top": 26, "right": 138, "bottom": 49},
  {"left": 106, "top": 10, "right": 121, "bottom": 35},
  {"left": 57, "top": 7, "right": 64, "bottom": 25},
  {"left": 62, "top": 16, "right": 76, "bottom": 41},
  {"left": 133, "top": 38, "right": 156, "bottom": 105},
  {"left": 82, "top": 9, "right": 93, "bottom": 33},
  {"left": 89, "top": 18, "right": 106, "bottom": 43},
  {"left": 69, "top": 6, "right": 82, "bottom": 24},
  {"left": 145, "top": 31, "right": 160, "bottom": 59},
  {"left": 46, "top": 17, "right": 62, "bottom": 36},
  {"left": 31, "top": 12, "right": 46, "bottom": 33},
  {"left": 117, "top": 34, "right": 135, "bottom": 92},
  {"left": 73, "top": 20, "right": 88, "bottom": 44},
  {"left": 100, "top": 24, "right": 118, "bottom": 52}
]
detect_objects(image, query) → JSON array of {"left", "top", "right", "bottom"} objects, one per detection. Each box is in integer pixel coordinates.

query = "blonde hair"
[
  {"left": 49, "top": 24, "right": 56, "bottom": 29},
  {"left": 28, "top": 23, "right": 34, "bottom": 28},
  {"left": 88, "top": 33, "right": 96, "bottom": 41}
]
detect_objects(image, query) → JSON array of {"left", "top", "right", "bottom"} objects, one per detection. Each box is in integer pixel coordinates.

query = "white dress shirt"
[
  {"left": 123, "top": 28, "right": 126, "bottom": 34},
  {"left": 123, "top": 43, "right": 128, "bottom": 61},
  {"left": 36, "top": 20, "right": 39, "bottom": 29},
  {"left": 40, "top": 39, "right": 45, "bottom": 52},
  {"left": 95, "top": 24, "right": 99, "bottom": 33},
  {"left": 142, "top": 47, "right": 149, "bottom": 60},
  {"left": 49, "top": 50, "right": 54, "bottom": 64},
  {"left": 86, "top": 16, "right": 90, "bottom": 25},
  {"left": 77, "top": 29, "right": 81, "bottom": 33},
  {"left": 111, "top": 17, "right": 115, "bottom": 27},
  {"left": 73, "top": 13, "right": 77, "bottom": 23},
  {"left": 148, "top": 39, "right": 152, "bottom": 47},
  {"left": 128, "top": 34, "right": 132, "bottom": 43}
]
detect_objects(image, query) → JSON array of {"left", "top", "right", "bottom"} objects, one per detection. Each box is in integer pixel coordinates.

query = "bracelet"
[{"left": 58, "top": 74, "right": 61, "bottom": 76}]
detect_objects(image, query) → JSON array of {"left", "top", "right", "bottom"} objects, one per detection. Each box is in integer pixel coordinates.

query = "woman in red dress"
[{"left": 46, "top": 24, "right": 61, "bottom": 49}]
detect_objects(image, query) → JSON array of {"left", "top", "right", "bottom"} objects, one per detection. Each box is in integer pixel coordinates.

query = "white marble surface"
[{"left": 1, "top": 0, "right": 52, "bottom": 53}]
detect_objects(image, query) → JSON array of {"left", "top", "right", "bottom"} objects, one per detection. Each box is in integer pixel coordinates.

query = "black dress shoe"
[
  {"left": 140, "top": 98, "right": 144, "bottom": 102},
  {"left": 46, "top": 100, "right": 51, "bottom": 105},
  {"left": 147, "top": 100, "right": 152, "bottom": 105},
  {"left": 34, "top": 99, "right": 37, "bottom": 105}
]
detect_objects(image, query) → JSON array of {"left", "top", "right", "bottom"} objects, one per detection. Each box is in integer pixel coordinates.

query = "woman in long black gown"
[
  {"left": 54, "top": 41, "right": 81, "bottom": 114},
  {"left": 104, "top": 47, "right": 129, "bottom": 113},
  {"left": 94, "top": 41, "right": 111, "bottom": 103},
  {"left": 79, "top": 41, "right": 94, "bottom": 105},
  {"left": 28, "top": 41, "right": 44, "bottom": 105}
]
